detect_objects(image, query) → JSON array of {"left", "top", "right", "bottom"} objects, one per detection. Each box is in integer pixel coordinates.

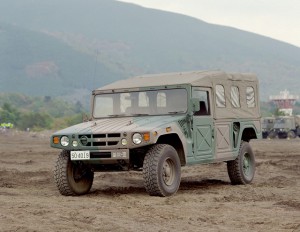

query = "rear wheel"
[
  {"left": 54, "top": 150, "right": 94, "bottom": 196},
  {"left": 227, "top": 141, "right": 255, "bottom": 185},
  {"left": 143, "top": 144, "right": 181, "bottom": 197}
]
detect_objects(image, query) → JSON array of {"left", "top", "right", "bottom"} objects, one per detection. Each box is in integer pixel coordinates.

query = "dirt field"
[{"left": 0, "top": 131, "right": 299, "bottom": 232}]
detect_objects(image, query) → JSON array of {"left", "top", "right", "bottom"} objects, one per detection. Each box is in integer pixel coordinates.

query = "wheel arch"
[
  {"left": 156, "top": 133, "right": 186, "bottom": 166},
  {"left": 241, "top": 127, "right": 258, "bottom": 142}
]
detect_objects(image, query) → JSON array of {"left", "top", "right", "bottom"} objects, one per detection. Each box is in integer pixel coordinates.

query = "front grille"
[
  {"left": 79, "top": 133, "right": 120, "bottom": 147},
  {"left": 94, "top": 134, "right": 106, "bottom": 138},
  {"left": 93, "top": 142, "right": 106, "bottom": 146}
]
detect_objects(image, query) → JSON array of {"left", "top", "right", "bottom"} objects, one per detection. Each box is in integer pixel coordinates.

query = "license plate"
[{"left": 70, "top": 151, "right": 90, "bottom": 160}]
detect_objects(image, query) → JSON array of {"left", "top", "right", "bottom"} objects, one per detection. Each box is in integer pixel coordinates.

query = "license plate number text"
[{"left": 70, "top": 151, "right": 90, "bottom": 160}]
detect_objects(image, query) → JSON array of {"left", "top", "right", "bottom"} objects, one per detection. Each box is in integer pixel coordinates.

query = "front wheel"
[
  {"left": 287, "top": 130, "right": 296, "bottom": 139},
  {"left": 143, "top": 144, "right": 181, "bottom": 197},
  {"left": 227, "top": 141, "right": 255, "bottom": 185},
  {"left": 54, "top": 150, "right": 94, "bottom": 196}
]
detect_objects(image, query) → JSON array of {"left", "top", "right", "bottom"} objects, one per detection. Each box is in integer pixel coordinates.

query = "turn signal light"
[
  {"left": 143, "top": 132, "right": 150, "bottom": 141},
  {"left": 166, "top": 127, "right": 172, "bottom": 132},
  {"left": 53, "top": 136, "right": 60, "bottom": 144}
]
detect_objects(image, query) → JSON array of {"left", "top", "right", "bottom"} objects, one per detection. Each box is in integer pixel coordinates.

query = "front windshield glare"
[{"left": 93, "top": 89, "right": 187, "bottom": 118}]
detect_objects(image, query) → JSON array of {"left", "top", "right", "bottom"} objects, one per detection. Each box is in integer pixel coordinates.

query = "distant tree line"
[{"left": 0, "top": 94, "right": 87, "bottom": 131}]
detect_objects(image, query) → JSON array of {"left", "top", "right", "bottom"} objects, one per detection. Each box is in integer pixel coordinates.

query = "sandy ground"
[{"left": 0, "top": 131, "right": 299, "bottom": 232}]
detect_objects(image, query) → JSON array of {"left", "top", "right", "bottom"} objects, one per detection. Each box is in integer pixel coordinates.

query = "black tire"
[
  {"left": 287, "top": 130, "right": 296, "bottom": 139},
  {"left": 227, "top": 141, "right": 255, "bottom": 185},
  {"left": 262, "top": 131, "right": 268, "bottom": 139},
  {"left": 54, "top": 150, "right": 94, "bottom": 196},
  {"left": 297, "top": 127, "right": 300, "bottom": 137},
  {"left": 267, "top": 130, "right": 277, "bottom": 139},
  {"left": 143, "top": 144, "right": 181, "bottom": 197}
]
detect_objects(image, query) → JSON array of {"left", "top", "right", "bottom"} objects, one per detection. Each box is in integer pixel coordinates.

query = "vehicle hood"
[{"left": 53, "top": 115, "right": 186, "bottom": 135}]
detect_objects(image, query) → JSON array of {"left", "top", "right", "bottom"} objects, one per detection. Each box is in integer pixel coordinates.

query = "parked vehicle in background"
[
  {"left": 50, "top": 70, "right": 261, "bottom": 197},
  {"left": 268, "top": 115, "right": 300, "bottom": 139},
  {"left": 261, "top": 117, "right": 275, "bottom": 139},
  {"left": 0, "top": 122, "right": 14, "bottom": 133}
]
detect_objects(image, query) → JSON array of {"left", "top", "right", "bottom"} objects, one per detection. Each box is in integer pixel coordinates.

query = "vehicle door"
[
  {"left": 214, "top": 84, "right": 238, "bottom": 161},
  {"left": 192, "top": 87, "right": 214, "bottom": 162}
]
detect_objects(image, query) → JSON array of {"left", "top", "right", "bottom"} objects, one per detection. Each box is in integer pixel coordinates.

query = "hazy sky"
[{"left": 119, "top": 0, "right": 300, "bottom": 48}]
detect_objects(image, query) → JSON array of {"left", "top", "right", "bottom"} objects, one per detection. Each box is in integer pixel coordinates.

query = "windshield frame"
[{"left": 92, "top": 88, "right": 188, "bottom": 119}]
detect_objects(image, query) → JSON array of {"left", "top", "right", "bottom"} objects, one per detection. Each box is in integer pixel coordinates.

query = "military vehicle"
[
  {"left": 268, "top": 115, "right": 300, "bottom": 139},
  {"left": 261, "top": 117, "right": 275, "bottom": 138},
  {"left": 51, "top": 71, "right": 261, "bottom": 197}
]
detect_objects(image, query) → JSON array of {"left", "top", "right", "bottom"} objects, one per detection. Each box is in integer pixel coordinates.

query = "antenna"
[{"left": 91, "top": 48, "right": 99, "bottom": 91}]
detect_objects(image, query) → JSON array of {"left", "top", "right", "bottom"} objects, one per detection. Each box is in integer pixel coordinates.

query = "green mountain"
[
  {"left": 0, "top": 0, "right": 299, "bottom": 100},
  {"left": 0, "top": 22, "right": 119, "bottom": 98}
]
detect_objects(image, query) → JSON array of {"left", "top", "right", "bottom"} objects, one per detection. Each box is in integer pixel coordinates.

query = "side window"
[
  {"left": 246, "top": 87, "right": 255, "bottom": 107},
  {"left": 193, "top": 90, "right": 210, "bottom": 116},
  {"left": 216, "top": 85, "right": 225, "bottom": 108},
  {"left": 231, "top": 86, "right": 240, "bottom": 108}
]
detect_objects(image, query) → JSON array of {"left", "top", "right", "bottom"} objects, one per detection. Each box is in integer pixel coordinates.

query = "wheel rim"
[
  {"left": 243, "top": 153, "right": 252, "bottom": 177},
  {"left": 162, "top": 158, "right": 175, "bottom": 186}
]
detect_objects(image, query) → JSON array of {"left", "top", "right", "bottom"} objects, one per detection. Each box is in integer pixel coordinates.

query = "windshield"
[{"left": 93, "top": 88, "right": 188, "bottom": 118}]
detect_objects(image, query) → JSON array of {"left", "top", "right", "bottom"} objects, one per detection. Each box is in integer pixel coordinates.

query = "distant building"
[{"left": 270, "top": 90, "right": 299, "bottom": 116}]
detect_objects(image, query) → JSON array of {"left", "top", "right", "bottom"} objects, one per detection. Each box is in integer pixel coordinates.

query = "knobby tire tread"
[
  {"left": 54, "top": 150, "right": 75, "bottom": 196},
  {"left": 227, "top": 141, "right": 248, "bottom": 185},
  {"left": 143, "top": 144, "right": 166, "bottom": 196}
]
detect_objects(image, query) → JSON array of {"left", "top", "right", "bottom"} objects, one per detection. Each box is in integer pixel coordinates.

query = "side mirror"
[
  {"left": 191, "top": 98, "right": 200, "bottom": 112},
  {"left": 82, "top": 113, "right": 90, "bottom": 122}
]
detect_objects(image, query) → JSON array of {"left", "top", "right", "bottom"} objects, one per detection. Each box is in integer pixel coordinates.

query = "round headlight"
[
  {"left": 60, "top": 136, "right": 70, "bottom": 147},
  {"left": 133, "top": 133, "right": 142, "bottom": 145},
  {"left": 121, "top": 138, "right": 128, "bottom": 146},
  {"left": 72, "top": 140, "right": 78, "bottom": 147}
]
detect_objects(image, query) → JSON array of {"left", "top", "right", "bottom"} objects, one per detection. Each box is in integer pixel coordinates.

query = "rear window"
[
  {"left": 216, "top": 85, "right": 225, "bottom": 108},
  {"left": 231, "top": 86, "right": 240, "bottom": 108},
  {"left": 246, "top": 87, "right": 255, "bottom": 108}
]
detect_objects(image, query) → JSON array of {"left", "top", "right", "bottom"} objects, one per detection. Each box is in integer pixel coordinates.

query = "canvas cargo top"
[
  {"left": 95, "top": 70, "right": 260, "bottom": 119},
  {"left": 97, "top": 70, "right": 257, "bottom": 90}
]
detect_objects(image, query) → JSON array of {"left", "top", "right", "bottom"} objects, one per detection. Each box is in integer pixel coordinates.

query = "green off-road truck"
[
  {"left": 51, "top": 71, "right": 261, "bottom": 197},
  {"left": 268, "top": 115, "right": 300, "bottom": 139}
]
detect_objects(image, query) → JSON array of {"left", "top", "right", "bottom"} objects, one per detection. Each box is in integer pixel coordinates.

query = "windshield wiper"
[
  {"left": 130, "top": 113, "right": 149, "bottom": 116},
  {"left": 107, "top": 114, "right": 126, "bottom": 117},
  {"left": 168, "top": 111, "right": 185, "bottom": 114}
]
